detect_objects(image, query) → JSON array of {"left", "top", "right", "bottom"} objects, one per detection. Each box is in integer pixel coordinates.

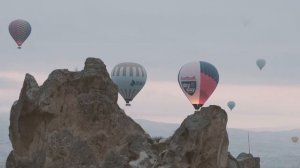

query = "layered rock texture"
[{"left": 6, "top": 57, "right": 259, "bottom": 168}]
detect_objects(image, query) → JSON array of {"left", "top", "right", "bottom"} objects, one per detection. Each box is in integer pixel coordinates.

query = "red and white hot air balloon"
[
  {"left": 9, "top": 19, "right": 31, "bottom": 49},
  {"left": 178, "top": 61, "right": 219, "bottom": 111}
]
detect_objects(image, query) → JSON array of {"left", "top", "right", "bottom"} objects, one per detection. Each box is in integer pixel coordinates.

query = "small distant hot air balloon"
[
  {"left": 111, "top": 62, "right": 147, "bottom": 106},
  {"left": 9, "top": 19, "right": 31, "bottom": 49},
  {"left": 256, "top": 59, "right": 266, "bottom": 71},
  {"left": 291, "top": 136, "right": 299, "bottom": 143},
  {"left": 227, "top": 101, "right": 236, "bottom": 111},
  {"left": 178, "top": 61, "right": 219, "bottom": 111},
  {"left": 242, "top": 18, "right": 251, "bottom": 27}
]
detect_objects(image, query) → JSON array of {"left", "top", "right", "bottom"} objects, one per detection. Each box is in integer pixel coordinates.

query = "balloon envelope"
[
  {"left": 178, "top": 61, "right": 219, "bottom": 110},
  {"left": 256, "top": 59, "right": 266, "bottom": 70},
  {"left": 111, "top": 62, "right": 147, "bottom": 106},
  {"left": 227, "top": 101, "right": 236, "bottom": 110},
  {"left": 9, "top": 19, "right": 31, "bottom": 49},
  {"left": 291, "top": 136, "right": 299, "bottom": 143}
]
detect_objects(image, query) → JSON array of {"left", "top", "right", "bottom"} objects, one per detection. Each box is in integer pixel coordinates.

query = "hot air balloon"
[
  {"left": 111, "top": 62, "right": 147, "bottom": 106},
  {"left": 291, "top": 136, "right": 299, "bottom": 143},
  {"left": 227, "top": 101, "right": 236, "bottom": 111},
  {"left": 256, "top": 59, "right": 266, "bottom": 71},
  {"left": 9, "top": 19, "right": 31, "bottom": 49},
  {"left": 178, "top": 61, "right": 219, "bottom": 111}
]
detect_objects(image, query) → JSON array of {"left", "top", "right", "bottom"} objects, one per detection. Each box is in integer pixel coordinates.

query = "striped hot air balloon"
[
  {"left": 9, "top": 19, "right": 31, "bottom": 49},
  {"left": 178, "top": 61, "right": 219, "bottom": 111},
  {"left": 111, "top": 62, "right": 147, "bottom": 106}
]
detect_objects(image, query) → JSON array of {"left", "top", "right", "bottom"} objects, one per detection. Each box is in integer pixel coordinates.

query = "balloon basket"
[
  {"left": 126, "top": 103, "right": 131, "bottom": 106},
  {"left": 17, "top": 46, "right": 21, "bottom": 49}
]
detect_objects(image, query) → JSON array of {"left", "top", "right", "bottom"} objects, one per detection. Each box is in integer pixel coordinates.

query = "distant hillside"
[
  {"left": 134, "top": 119, "right": 179, "bottom": 137},
  {"left": 0, "top": 113, "right": 11, "bottom": 167},
  {"left": 135, "top": 119, "right": 300, "bottom": 168}
]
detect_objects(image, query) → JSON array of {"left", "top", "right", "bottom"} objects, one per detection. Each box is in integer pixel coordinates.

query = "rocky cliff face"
[
  {"left": 6, "top": 57, "right": 259, "bottom": 168},
  {"left": 154, "top": 105, "right": 229, "bottom": 168},
  {"left": 7, "top": 58, "right": 155, "bottom": 168}
]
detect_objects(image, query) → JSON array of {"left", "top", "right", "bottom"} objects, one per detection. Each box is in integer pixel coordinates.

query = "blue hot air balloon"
[
  {"left": 256, "top": 59, "right": 266, "bottom": 71},
  {"left": 227, "top": 101, "right": 236, "bottom": 111}
]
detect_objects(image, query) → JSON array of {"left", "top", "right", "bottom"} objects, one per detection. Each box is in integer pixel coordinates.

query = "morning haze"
[{"left": 0, "top": 0, "right": 300, "bottom": 130}]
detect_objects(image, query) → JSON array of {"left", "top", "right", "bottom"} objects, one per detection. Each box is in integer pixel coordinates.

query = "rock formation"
[
  {"left": 154, "top": 105, "right": 229, "bottom": 168},
  {"left": 227, "top": 153, "right": 240, "bottom": 168},
  {"left": 6, "top": 57, "right": 260, "bottom": 168},
  {"left": 7, "top": 58, "right": 155, "bottom": 168},
  {"left": 236, "top": 153, "right": 260, "bottom": 168}
]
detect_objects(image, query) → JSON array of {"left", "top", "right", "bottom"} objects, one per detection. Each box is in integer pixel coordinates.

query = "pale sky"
[{"left": 0, "top": 0, "right": 300, "bottom": 130}]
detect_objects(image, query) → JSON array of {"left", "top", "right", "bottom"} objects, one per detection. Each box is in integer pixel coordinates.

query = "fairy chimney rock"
[{"left": 6, "top": 57, "right": 260, "bottom": 168}]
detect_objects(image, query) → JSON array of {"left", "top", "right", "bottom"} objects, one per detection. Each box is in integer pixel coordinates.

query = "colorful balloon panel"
[
  {"left": 111, "top": 62, "right": 147, "bottom": 106},
  {"left": 178, "top": 61, "right": 219, "bottom": 110},
  {"left": 9, "top": 19, "right": 31, "bottom": 49}
]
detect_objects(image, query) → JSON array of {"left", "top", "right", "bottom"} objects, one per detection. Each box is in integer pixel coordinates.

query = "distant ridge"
[
  {"left": 134, "top": 118, "right": 300, "bottom": 136},
  {"left": 134, "top": 119, "right": 179, "bottom": 137}
]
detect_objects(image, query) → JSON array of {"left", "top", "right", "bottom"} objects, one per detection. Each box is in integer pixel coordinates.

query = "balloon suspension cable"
[{"left": 248, "top": 131, "right": 251, "bottom": 154}]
